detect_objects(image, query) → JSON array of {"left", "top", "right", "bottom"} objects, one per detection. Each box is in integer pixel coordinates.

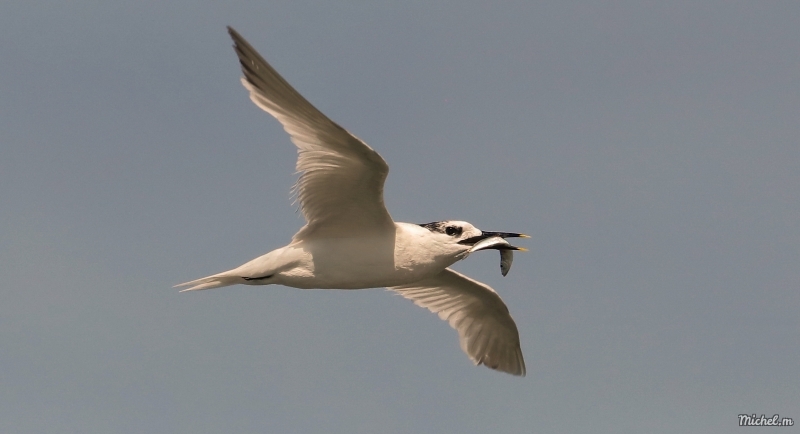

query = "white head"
[{"left": 416, "top": 220, "right": 529, "bottom": 258}]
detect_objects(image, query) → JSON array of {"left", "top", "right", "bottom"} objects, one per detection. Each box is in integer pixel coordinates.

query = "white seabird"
[{"left": 177, "top": 27, "right": 530, "bottom": 376}]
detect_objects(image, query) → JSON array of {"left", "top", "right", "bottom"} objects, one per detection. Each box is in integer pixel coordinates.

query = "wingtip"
[{"left": 227, "top": 26, "right": 246, "bottom": 48}]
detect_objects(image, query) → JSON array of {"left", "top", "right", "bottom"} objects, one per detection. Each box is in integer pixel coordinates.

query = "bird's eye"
[{"left": 445, "top": 226, "right": 462, "bottom": 237}]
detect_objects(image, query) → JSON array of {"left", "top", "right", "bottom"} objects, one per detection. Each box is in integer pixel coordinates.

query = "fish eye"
[{"left": 445, "top": 226, "right": 462, "bottom": 237}]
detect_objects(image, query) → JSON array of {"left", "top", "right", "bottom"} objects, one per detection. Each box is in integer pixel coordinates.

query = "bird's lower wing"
[
  {"left": 389, "top": 268, "right": 526, "bottom": 376},
  {"left": 228, "top": 27, "right": 393, "bottom": 238}
]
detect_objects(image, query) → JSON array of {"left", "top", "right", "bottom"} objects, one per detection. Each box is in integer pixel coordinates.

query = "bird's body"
[
  {"left": 177, "top": 27, "right": 529, "bottom": 376},
  {"left": 182, "top": 222, "right": 470, "bottom": 291}
]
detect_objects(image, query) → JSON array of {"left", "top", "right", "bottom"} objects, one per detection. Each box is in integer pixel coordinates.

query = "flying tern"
[{"left": 177, "top": 27, "right": 529, "bottom": 376}]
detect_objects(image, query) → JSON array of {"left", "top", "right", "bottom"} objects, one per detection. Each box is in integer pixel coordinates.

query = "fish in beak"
[{"left": 461, "top": 233, "right": 529, "bottom": 277}]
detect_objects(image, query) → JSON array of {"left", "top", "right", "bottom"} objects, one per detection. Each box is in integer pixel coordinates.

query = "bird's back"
[{"left": 274, "top": 223, "right": 462, "bottom": 289}]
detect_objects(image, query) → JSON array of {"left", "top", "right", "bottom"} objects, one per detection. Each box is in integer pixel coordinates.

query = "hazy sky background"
[{"left": 1, "top": 1, "right": 798, "bottom": 433}]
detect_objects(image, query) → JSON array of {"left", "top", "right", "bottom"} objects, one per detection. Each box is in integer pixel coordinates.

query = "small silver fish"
[{"left": 469, "top": 236, "right": 527, "bottom": 277}]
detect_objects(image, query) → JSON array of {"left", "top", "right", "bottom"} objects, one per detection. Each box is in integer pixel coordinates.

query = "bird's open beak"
[
  {"left": 463, "top": 235, "right": 528, "bottom": 277},
  {"left": 459, "top": 231, "right": 529, "bottom": 251}
]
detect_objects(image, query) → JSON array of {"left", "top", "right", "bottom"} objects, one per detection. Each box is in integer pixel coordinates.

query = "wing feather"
[
  {"left": 227, "top": 27, "right": 393, "bottom": 239},
  {"left": 390, "top": 268, "right": 526, "bottom": 376}
]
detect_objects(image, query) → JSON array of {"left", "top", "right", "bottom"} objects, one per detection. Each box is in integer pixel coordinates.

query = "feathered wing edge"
[
  {"left": 227, "top": 27, "right": 392, "bottom": 238},
  {"left": 390, "top": 268, "right": 526, "bottom": 376}
]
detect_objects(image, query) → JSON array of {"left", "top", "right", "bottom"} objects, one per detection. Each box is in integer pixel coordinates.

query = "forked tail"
[
  {"left": 176, "top": 248, "right": 287, "bottom": 292},
  {"left": 174, "top": 272, "right": 244, "bottom": 292}
]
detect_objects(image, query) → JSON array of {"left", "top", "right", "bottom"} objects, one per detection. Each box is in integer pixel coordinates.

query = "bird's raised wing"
[
  {"left": 389, "top": 268, "right": 526, "bottom": 376},
  {"left": 228, "top": 27, "right": 393, "bottom": 239}
]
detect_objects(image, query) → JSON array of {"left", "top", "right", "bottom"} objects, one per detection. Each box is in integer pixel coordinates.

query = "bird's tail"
[{"left": 174, "top": 271, "right": 243, "bottom": 292}]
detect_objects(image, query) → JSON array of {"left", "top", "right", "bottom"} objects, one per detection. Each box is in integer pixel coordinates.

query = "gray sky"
[{"left": 2, "top": 1, "right": 798, "bottom": 433}]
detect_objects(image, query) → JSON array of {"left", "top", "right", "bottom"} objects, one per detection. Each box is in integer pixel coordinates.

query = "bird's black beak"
[
  {"left": 460, "top": 233, "right": 528, "bottom": 276},
  {"left": 458, "top": 231, "right": 530, "bottom": 246}
]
